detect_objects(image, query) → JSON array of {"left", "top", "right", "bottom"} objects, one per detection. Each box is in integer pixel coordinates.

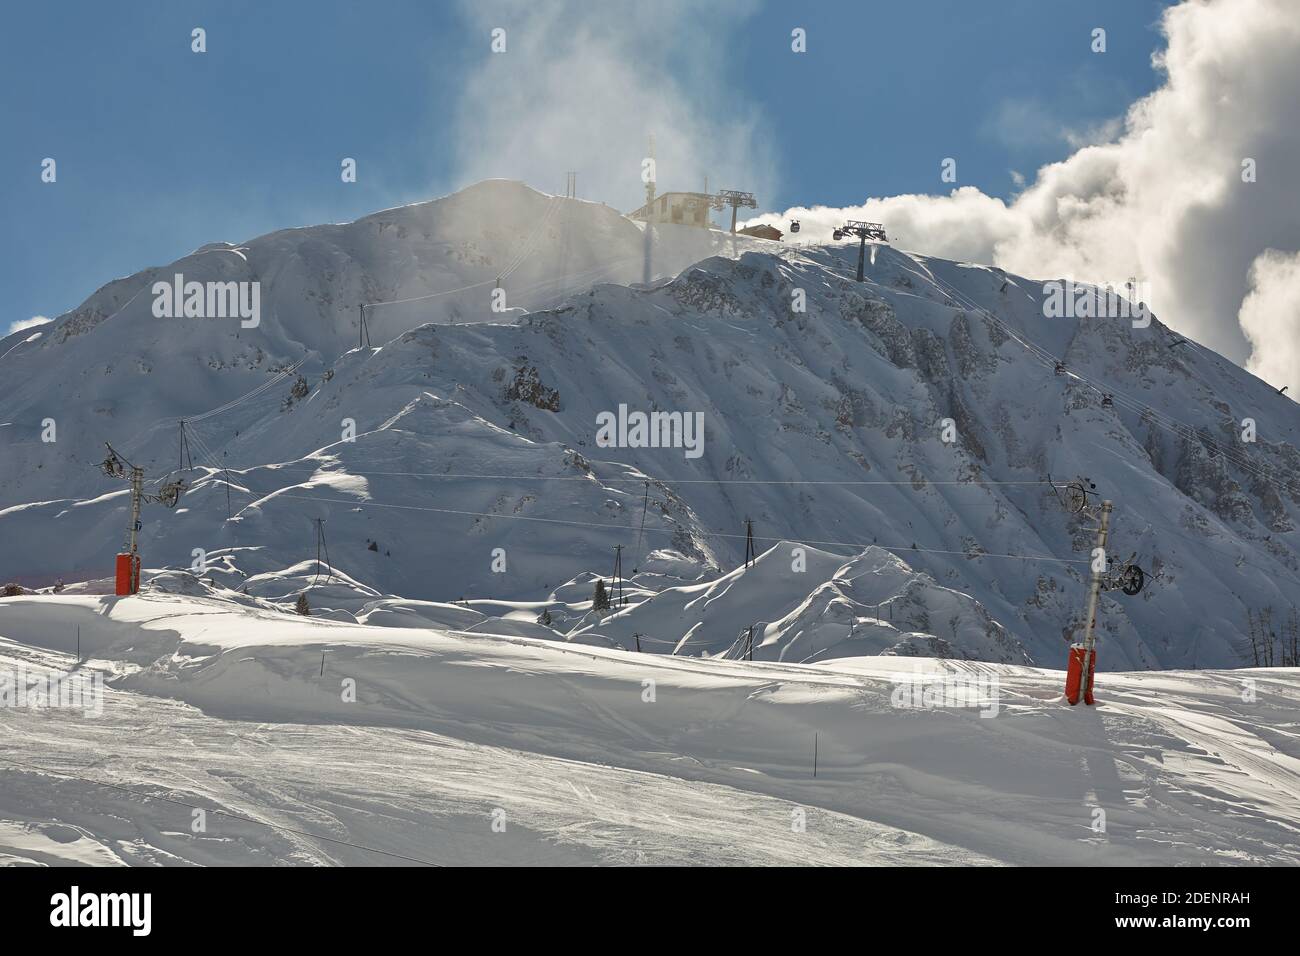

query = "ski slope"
[{"left": 2, "top": 590, "right": 1297, "bottom": 865}]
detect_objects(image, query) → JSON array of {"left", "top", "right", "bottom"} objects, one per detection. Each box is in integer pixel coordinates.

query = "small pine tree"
[
  {"left": 593, "top": 579, "right": 610, "bottom": 611},
  {"left": 537, "top": 607, "right": 553, "bottom": 626},
  {"left": 295, "top": 592, "right": 311, "bottom": 616}
]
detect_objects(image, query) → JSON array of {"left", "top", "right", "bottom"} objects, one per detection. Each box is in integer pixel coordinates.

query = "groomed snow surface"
[{"left": 2, "top": 588, "right": 1297, "bottom": 866}]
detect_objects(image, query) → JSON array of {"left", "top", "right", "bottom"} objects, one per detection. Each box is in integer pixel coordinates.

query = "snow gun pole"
[
  {"left": 103, "top": 440, "right": 146, "bottom": 597},
  {"left": 100, "top": 442, "right": 187, "bottom": 597},
  {"left": 128, "top": 466, "right": 143, "bottom": 556},
  {"left": 112, "top": 463, "right": 144, "bottom": 597},
  {"left": 1082, "top": 500, "right": 1112, "bottom": 658},
  {"left": 1066, "top": 499, "right": 1111, "bottom": 705}
]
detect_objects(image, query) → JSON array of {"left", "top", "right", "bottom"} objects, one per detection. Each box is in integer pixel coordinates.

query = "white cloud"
[
  {"left": 746, "top": 0, "right": 1300, "bottom": 373},
  {"left": 6, "top": 316, "right": 51, "bottom": 336},
  {"left": 1060, "top": 116, "right": 1124, "bottom": 150},
  {"left": 1239, "top": 249, "right": 1300, "bottom": 391}
]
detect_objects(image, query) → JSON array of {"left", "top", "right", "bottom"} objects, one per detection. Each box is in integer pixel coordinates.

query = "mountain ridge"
[{"left": 3, "top": 180, "right": 1299, "bottom": 671}]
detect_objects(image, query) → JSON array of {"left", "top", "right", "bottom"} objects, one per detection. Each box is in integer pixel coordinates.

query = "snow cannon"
[
  {"left": 115, "top": 552, "right": 140, "bottom": 596},
  {"left": 1064, "top": 643, "right": 1096, "bottom": 706}
]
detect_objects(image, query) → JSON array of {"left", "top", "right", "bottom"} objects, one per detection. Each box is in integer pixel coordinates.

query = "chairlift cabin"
[
  {"left": 790, "top": 220, "right": 801, "bottom": 233},
  {"left": 1101, "top": 393, "right": 1114, "bottom": 408}
]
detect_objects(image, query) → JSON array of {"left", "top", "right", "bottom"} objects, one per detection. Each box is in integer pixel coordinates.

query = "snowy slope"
[
  {"left": 0, "top": 180, "right": 768, "bottom": 513},
  {"left": 3, "top": 180, "right": 1300, "bottom": 670},
  {"left": 2, "top": 590, "right": 1297, "bottom": 866},
  {"left": 573, "top": 541, "right": 1031, "bottom": 664}
]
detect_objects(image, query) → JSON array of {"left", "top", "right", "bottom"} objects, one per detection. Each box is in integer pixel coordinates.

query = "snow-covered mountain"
[{"left": 4, "top": 179, "right": 1299, "bottom": 670}]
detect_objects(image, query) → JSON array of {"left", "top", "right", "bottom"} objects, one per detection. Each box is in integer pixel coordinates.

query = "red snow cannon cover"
[
  {"left": 1065, "top": 643, "right": 1096, "bottom": 706},
  {"left": 115, "top": 552, "right": 140, "bottom": 596}
]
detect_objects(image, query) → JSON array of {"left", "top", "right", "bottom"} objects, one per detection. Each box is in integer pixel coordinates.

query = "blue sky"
[{"left": 1, "top": 0, "right": 1172, "bottom": 331}]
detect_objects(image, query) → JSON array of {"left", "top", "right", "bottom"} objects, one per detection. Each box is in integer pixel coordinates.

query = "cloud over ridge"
[{"left": 746, "top": 0, "right": 1300, "bottom": 386}]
